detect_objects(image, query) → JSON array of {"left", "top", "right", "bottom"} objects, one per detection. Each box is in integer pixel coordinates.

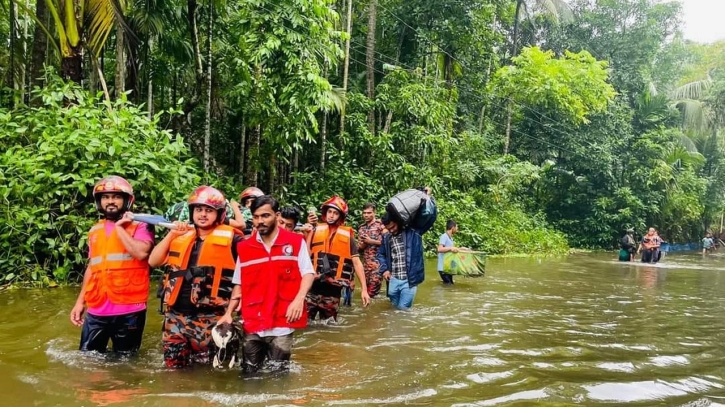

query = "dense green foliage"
[
  {"left": 0, "top": 77, "right": 202, "bottom": 285},
  {"left": 2, "top": 0, "right": 725, "bottom": 284}
]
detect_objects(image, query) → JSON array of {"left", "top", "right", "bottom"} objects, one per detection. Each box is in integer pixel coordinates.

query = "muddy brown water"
[{"left": 2, "top": 253, "right": 725, "bottom": 406}]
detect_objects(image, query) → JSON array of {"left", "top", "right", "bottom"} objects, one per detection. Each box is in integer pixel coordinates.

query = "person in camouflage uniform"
[
  {"left": 358, "top": 203, "right": 385, "bottom": 298},
  {"left": 149, "top": 186, "right": 244, "bottom": 368}
]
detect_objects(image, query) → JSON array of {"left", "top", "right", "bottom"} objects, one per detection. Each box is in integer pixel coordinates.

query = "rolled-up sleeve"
[
  {"left": 297, "top": 243, "right": 315, "bottom": 276},
  {"left": 377, "top": 236, "right": 389, "bottom": 276},
  {"left": 232, "top": 259, "right": 242, "bottom": 285}
]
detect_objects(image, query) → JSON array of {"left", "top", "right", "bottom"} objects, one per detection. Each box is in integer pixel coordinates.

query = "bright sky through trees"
[{"left": 680, "top": 0, "right": 725, "bottom": 43}]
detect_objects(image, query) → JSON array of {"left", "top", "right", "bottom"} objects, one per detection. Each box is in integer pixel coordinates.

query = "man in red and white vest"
[{"left": 219, "top": 195, "right": 314, "bottom": 374}]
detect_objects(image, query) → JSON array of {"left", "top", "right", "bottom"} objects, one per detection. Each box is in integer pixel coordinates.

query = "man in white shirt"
[
  {"left": 219, "top": 196, "right": 314, "bottom": 374},
  {"left": 437, "top": 220, "right": 458, "bottom": 284}
]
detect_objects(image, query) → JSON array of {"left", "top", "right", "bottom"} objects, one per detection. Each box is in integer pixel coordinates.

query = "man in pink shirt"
[{"left": 69, "top": 176, "right": 154, "bottom": 355}]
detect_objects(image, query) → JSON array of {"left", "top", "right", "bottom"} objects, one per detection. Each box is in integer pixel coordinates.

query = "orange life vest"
[
  {"left": 85, "top": 221, "right": 150, "bottom": 308},
  {"left": 308, "top": 224, "right": 354, "bottom": 286},
  {"left": 163, "top": 225, "right": 239, "bottom": 310},
  {"left": 643, "top": 234, "right": 661, "bottom": 250}
]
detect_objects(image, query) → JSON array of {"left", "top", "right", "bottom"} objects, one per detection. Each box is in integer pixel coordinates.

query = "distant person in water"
[
  {"left": 637, "top": 228, "right": 662, "bottom": 263},
  {"left": 619, "top": 228, "right": 636, "bottom": 261},
  {"left": 437, "top": 220, "right": 460, "bottom": 284},
  {"left": 702, "top": 232, "right": 715, "bottom": 255}
]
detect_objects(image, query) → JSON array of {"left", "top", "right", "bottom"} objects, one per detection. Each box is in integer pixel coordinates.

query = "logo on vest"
[{"left": 283, "top": 244, "right": 293, "bottom": 256}]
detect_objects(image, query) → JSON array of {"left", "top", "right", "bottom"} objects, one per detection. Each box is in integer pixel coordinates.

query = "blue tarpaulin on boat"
[{"left": 660, "top": 242, "right": 700, "bottom": 252}]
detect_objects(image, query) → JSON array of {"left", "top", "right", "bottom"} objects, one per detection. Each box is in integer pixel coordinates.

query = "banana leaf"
[{"left": 443, "top": 251, "right": 486, "bottom": 277}]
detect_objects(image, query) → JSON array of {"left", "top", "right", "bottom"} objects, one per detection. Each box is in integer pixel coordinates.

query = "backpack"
[{"left": 386, "top": 189, "right": 438, "bottom": 234}]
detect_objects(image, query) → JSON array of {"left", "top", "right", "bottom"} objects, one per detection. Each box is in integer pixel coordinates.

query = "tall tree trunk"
[
  {"left": 203, "top": 1, "right": 213, "bottom": 172},
  {"left": 504, "top": 0, "right": 524, "bottom": 154},
  {"left": 29, "top": 0, "right": 48, "bottom": 89},
  {"left": 7, "top": 0, "right": 17, "bottom": 96},
  {"left": 182, "top": 0, "right": 204, "bottom": 116},
  {"left": 89, "top": 55, "right": 99, "bottom": 94},
  {"left": 339, "top": 0, "right": 353, "bottom": 136},
  {"left": 115, "top": 29, "right": 126, "bottom": 97},
  {"left": 146, "top": 38, "right": 154, "bottom": 118},
  {"left": 238, "top": 120, "right": 246, "bottom": 184},
  {"left": 268, "top": 152, "right": 277, "bottom": 195},
  {"left": 172, "top": 70, "right": 177, "bottom": 107},
  {"left": 320, "top": 111, "right": 328, "bottom": 171},
  {"left": 503, "top": 107, "right": 512, "bottom": 155},
  {"left": 383, "top": 110, "right": 393, "bottom": 134},
  {"left": 61, "top": 51, "right": 84, "bottom": 83},
  {"left": 246, "top": 124, "right": 261, "bottom": 186},
  {"left": 147, "top": 76, "right": 153, "bottom": 118},
  {"left": 365, "top": 0, "right": 377, "bottom": 133},
  {"left": 320, "top": 62, "right": 329, "bottom": 171},
  {"left": 20, "top": 0, "right": 29, "bottom": 100}
]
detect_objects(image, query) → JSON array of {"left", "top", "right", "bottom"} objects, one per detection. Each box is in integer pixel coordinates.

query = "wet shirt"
[
  {"left": 390, "top": 233, "right": 407, "bottom": 280},
  {"left": 703, "top": 237, "right": 714, "bottom": 249},
  {"left": 438, "top": 232, "right": 454, "bottom": 271},
  {"left": 621, "top": 234, "right": 636, "bottom": 251},
  {"left": 171, "top": 234, "right": 243, "bottom": 314},
  {"left": 358, "top": 220, "right": 385, "bottom": 264}
]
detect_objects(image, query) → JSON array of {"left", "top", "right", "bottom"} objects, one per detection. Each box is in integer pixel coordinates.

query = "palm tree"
[{"left": 13, "top": 0, "right": 133, "bottom": 84}]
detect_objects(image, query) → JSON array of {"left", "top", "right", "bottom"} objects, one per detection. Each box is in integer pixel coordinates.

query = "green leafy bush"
[
  {"left": 0, "top": 77, "right": 202, "bottom": 286},
  {"left": 427, "top": 191, "right": 569, "bottom": 256}
]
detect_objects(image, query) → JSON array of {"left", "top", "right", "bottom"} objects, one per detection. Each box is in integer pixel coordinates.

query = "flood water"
[{"left": 3, "top": 252, "right": 725, "bottom": 406}]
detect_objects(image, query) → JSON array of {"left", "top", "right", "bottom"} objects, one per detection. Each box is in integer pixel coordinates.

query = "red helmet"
[
  {"left": 93, "top": 176, "right": 135, "bottom": 211},
  {"left": 321, "top": 196, "right": 349, "bottom": 224},
  {"left": 239, "top": 187, "right": 264, "bottom": 205},
  {"left": 188, "top": 186, "right": 226, "bottom": 224}
]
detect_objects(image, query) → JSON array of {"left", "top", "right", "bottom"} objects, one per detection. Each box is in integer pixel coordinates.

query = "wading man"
[
  {"left": 70, "top": 176, "right": 154, "bottom": 355},
  {"left": 219, "top": 196, "right": 314, "bottom": 374},
  {"left": 149, "top": 186, "right": 243, "bottom": 368},
  {"left": 437, "top": 220, "right": 459, "bottom": 284},
  {"left": 358, "top": 203, "right": 385, "bottom": 298},
  {"left": 620, "top": 228, "right": 636, "bottom": 261},
  {"left": 306, "top": 196, "right": 370, "bottom": 320},
  {"left": 378, "top": 212, "right": 425, "bottom": 310},
  {"left": 638, "top": 227, "right": 662, "bottom": 263}
]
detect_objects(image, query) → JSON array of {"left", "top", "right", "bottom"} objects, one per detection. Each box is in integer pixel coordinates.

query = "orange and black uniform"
[
  {"left": 306, "top": 224, "right": 358, "bottom": 320},
  {"left": 160, "top": 225, "right": 243, "bottom": 368}
]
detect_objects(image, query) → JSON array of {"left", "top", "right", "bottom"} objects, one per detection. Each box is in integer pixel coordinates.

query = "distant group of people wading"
[
  {"left": 619, "top": 227, "right": 722, "bottom": 263},
  {"left": 69, "top": 175, "right": 459, "bottom": 373}
]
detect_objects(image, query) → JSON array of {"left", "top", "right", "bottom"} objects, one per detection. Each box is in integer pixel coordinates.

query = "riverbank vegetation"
[{"left": 1, "top": 0, "right": 724, "bottom": 284}]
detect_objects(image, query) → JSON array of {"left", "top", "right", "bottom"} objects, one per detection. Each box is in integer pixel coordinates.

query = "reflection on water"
[{"left": 2, "top": 252, "right": 725, "bottom": 406}]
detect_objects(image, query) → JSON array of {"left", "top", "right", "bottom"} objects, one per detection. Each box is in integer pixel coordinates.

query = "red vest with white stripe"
[{"left": 237, "top": 228, "right": 307, "bottom": 334}]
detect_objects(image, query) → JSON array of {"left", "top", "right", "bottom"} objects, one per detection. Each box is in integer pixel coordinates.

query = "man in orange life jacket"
[
  {"left": 305, "top": 196, "right": 371, "bottom": 321},
  {"left": 70, "top": 176, "right": 154, "bottom": 355},
  {"left": 219, "top": 195, "right": 315, "bottom": 373},
  {"left": 149, "top": 186, "right": 244, "bottom": 368}
]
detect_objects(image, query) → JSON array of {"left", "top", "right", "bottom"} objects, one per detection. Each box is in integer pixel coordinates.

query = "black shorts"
[
  {"left": 79, "top": 309, "right": 146, "bottom": 354},
  {"left": 242, "top": 332, "right": 294, "bottom": 373}
]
